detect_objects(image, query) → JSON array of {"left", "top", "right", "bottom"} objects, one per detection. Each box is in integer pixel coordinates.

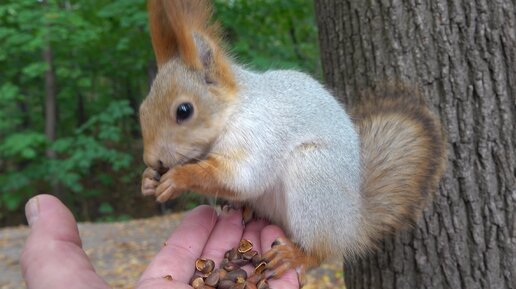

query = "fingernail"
[{"left": 25, "top": 197, "right": 40, "bottom": 226}]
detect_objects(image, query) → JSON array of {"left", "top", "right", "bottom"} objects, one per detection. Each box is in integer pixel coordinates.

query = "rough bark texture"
[{"left": 315, "top": 1, "right": 515, "bottom": 289}]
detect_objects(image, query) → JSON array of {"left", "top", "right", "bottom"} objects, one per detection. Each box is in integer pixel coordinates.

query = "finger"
[
  {"left": 21, "top": 194, "right": 110, "bottom": 289},
  {"left": 242, "top": 219, "right": 268, "bottom": 254},
  {"left": 239, "top": 218, "right": 269, "bottom": 275},
  {"left": 260, "top": 225, "right": 299, "bottom": 289},
  {"left": 139, "top": 205, "right": 218, "bottom": 284},
  {"left": 200, "top": 209, "right": 244, "bottom": 267},
  {"left": 136, "top": 278, "right": 191, "bottom": 289}
]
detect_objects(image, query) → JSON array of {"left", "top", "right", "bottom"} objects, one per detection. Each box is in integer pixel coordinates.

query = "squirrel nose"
[
  {"left": 144, "top": 154, "right": 168, "bottom": 174},
  {"left": 156, "top": 161, "right": 168, "bottom": 175}
]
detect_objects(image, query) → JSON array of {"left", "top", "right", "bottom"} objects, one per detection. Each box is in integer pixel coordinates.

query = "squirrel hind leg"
[{"left": 261, "top": 237, "right": 320, "bottom": 287}]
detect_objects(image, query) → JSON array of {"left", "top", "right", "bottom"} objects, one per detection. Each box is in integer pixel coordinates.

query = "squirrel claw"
[{"left": 262, "top": 237, "right": 318, "bottom": 287}]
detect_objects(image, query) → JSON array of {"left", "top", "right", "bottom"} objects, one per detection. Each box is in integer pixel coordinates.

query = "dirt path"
[{"left": 0, "top": 212, "right": 344, "bottom": 289}]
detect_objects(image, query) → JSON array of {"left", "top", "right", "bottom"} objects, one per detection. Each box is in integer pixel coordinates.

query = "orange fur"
[
  {"left": 169, "top": 156, "right": 238, "bottom": 199},
  {"left": 141, "top": 53, "right": 240, "bottom": 172},
  {"left": 147, "top": 0, "right": 236, "bottom": 92},
  {"left": 350, "top": 82, "right": 447, "bottom": 249},
  {"left": 262, "top": 237, "right": 320, "bottom": 285},
  {"left": 143, "top": 0, "right": 239, "bottom": 172},
  {"left": 147, "top": 0, "right": 177, "bottom": 67},
  {"left": 161, "top": 0, "right": 211, "bottom": 69}
]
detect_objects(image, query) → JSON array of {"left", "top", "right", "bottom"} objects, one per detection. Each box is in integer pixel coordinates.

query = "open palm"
[{"left": 21, "top": 195, "right": 298, "bottom": 289}]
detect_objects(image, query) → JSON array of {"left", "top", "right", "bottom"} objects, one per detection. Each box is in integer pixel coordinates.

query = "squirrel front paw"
[
  {"left": 154, "top": 168, "right": 187, "bottom": 202},
  {"left": 141, "top": 167, "right": 160, "bottom": 196},
  {"left": 141, "top": 167, "right": 186, "bottom": 202}
]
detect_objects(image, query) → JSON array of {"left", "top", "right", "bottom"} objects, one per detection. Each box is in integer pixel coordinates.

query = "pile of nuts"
[{"left": 189, "top": 239, "right": 270, "bottom": 289}]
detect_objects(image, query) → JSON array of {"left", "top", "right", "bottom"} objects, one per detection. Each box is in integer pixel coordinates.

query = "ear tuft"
[
  {"left": 147, "top": 0, "right": 236, "bottom": 91},
  {"left": 148, "top": 0, "right": 215, "bottom": 69},
  {"left": 148, "top": 0, "right": 177, "bottom": 67}
]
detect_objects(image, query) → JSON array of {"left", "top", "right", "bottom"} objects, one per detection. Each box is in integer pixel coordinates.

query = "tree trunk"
[
  {"left": 42, "top": 0, "right": 57, "bottom": 154},
  {"left": 315, "top": 1, "right": 515, "bottom": 289},
  {"left": 43, "top": 41, "right": 57, "bottom": 153},
  {"left": 42, "top": 0, "right": 61, "bottom": 196}
]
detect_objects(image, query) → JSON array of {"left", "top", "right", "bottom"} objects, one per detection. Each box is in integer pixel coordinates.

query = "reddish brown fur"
[
  {"left": 350, "top": 82, "right": 447, "bottom": 248},
  {"left": 170, "top": 156, "right": 239, "bottom": 199},
  {"left": 142, "top": 0, "right": 240, "bottom": 175},
  {"left": 147, "top": 0, "right": 236, "bottom": 92},
  {"left": 148, "top": 0, "right": 177, "bottom": 67},
  {"left": 262, "top": 237, "right": 320, "bottom": 284}
]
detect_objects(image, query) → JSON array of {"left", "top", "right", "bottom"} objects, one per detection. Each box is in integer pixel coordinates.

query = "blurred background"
[{"left": 0, "top": 0, "right": 320, "bottom": 227}]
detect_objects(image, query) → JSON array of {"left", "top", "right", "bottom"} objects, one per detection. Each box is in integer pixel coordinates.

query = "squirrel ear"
[
  {"left": 194, "top": 33, "right": 213, "bottom": 68},
  {"left": 148, "top": 0, "right": 236, "bottom": 90},
  {"left": 148, "top": 0, "right": 215, "bottom": 69},
  {"left": 193, "top": 33, "right": 217, "bottom": 84},
  {"left": 147, "top": 0, "right": 177, "bottom": 67}
]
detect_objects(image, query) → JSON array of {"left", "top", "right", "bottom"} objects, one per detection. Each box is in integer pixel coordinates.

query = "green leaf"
[
  {"left": 22, "top": 62, "right": 48, "bottom": 78},
  {"left": 99, "top": 202, "right": 114, "bottom": 214},
  {"left": 3, "top": 192, "right": 24, "bottom": 211},
  {"left": 0, "top": 83, "right": 21, "bottom": 101},
  {"left": 51, "top": 138, "right": 74, "bottom": 153},
  {"left": 21, "top": 148, "right": 36, "bottom": 159},
  {"left": 0, "top": 132, "right": 47, "bottom": 159}
]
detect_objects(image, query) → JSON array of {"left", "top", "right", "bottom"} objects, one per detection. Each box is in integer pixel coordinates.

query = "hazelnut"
[
  {"left": 238, "top": 239, "right": 253, "bottom": 253},
  {"left": 195, "top": 258, "right": 215, "bottom": 274}
]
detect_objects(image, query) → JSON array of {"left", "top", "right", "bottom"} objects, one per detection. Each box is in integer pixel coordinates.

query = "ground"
[{"left": 0, "top": 212, "right": 344, "bottom": 289}]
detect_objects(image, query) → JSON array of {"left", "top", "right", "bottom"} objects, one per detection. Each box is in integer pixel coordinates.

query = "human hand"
[{"left": 20, "top": 195, "right": 299, "bottom": 289}]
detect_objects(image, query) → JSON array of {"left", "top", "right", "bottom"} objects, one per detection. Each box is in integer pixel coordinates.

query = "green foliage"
[
  {"left": 0, "top": 101, "right": 134, "bottom": 211},
  {"left": 97, "top": 201, "right": 131, "bottom": 222},
  {"left": 0, "top": 0, "right": 319, "bottom": 224},
  {"left": 0, "top": 0, "right": 150, "bottom": 220},
  {"left": 214, "top": 0, "right": 320, "bottom": 73}
]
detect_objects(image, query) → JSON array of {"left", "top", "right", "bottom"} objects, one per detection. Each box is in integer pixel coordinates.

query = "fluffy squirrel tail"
[{"left": 350, "top": 82, "right": 447, "bottom": 247}]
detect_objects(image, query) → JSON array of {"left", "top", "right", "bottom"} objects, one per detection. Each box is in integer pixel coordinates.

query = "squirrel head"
[{"left": 140, "top": 0, "right": 237, "bottom": 171}]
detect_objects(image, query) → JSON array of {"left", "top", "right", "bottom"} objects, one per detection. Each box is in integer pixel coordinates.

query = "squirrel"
[{"left": 140, "top": 0, "right": 447, "bottom": 283}]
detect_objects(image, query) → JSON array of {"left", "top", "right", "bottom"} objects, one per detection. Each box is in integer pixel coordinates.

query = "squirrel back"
[{"left": 350, "top": 83, "right": 447, "bottom": 249}]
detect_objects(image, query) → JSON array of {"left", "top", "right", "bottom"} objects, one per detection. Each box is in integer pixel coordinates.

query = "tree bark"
[
  {"left": 315, "top": 1, "right": 515, "bottom": 289},
  {"left": 42, "top": 0, "right": 61, "bottom": 197}
]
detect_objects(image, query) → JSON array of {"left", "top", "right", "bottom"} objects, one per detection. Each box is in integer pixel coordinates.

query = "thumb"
[
  {"left": 21, "top": 194, "right": 110, "bottom": 289},
  {"left": 24, "top": 194, "right": 82, "bottom": 244}
]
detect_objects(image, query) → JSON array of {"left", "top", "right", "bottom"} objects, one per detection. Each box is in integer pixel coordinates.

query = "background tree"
[{"left": 315, "top": 1, "right": 515, "bottom": 289}]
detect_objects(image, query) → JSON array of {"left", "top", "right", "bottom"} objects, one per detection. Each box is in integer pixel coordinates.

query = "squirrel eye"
[{"left": 176, "top": 102, "right": 194, "bottom": 124}]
